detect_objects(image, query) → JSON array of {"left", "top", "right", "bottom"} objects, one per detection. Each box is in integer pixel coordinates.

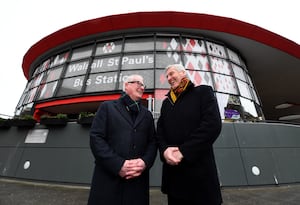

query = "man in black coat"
[
  {"left": 88, "top": 74, "right": 157, "bottom": 205},
  {"left": 156, "top": 64, "right": 223, "bottom": 205}
]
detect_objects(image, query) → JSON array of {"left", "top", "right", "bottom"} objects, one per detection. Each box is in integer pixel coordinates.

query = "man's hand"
[
  {"left": 119, "top": 158, "right": 146, "bottom": 179},
  {"left": 163, "top": 147, "right": 183, "bottom": 165}
]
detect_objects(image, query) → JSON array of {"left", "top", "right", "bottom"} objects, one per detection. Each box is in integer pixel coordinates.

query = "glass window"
[
  {"left": 49, "top": 51, "right": 69, "bottom": 68},
  {"left": 85, "top": 72, "right": 120, "bottom": 93},
  {"left": 156, "top": 52, "right": 182, "bottom": 69},
  {"left": 216, "top": 93, "right": 242, "bottom": 121},
  {"left": 90, "top": 56, "right": 120, "bottom": 73},
  {"left": 155, "top": 69, "right": 212, "bottom": 90},
  {"left": 154, "top": 89, "right": 169, "bottom": 114},
  {"left": 25, "top": 87, "right": 38, "bottom": 104},
  {"left": 45, "top": 66, "right": 63, "bottom": 83},
  {"left": 240, "top": 97, "right": 258, "bottom": 120},
  {"left": 156, "top": 37, "right": 181, "bottom": 51},
  {"left": 16, "top": 92, "right": 27, "bottom": 109},
  {"left": 32, "top": 59, "right": 50, "bottom": 76},
  {"left": 96, "top": 40, "right": 122, "bottom": 55},
  {"left": 30, "top": 73, "right": 45, "bottom": 89},
  {"left": 181, "top": 38, "right": 206, "bottom": 53},
  {"left": 232, "top": 64, "right": 246, "bottom": 81},
  {"left": 71, "top": 45, "right": 93, "bottom": 61},
  {"left": 22, "top": 32, "right": 261, "bottom": 123},
  {"left": 206, "top": 42, "right": 226, "bottom": 58},
  {"left": 187, "top": 70, "right": 213, "bottom": 87},
  {"left": 56, "top": 76, "right": 84, "bottom": 97},
  {"left": 255, "top": 103, "right": 264, "bottom": 120},
  {"left": 40, "top": 59, "right": 51, "bottom": 73},
  {"left": 240, "top": 58, "right": 247, "bottom": 70},
  {"left": 155, "top": 69, "right": 171, "bottom": 89},
  {"left": 117, "top": 70, "right": 154, "bottom": 90},
  {"left": 227, "top": 49, "right": 240, "bottom": 65},
  {"left": 246, "top": 73, "right": 254, "bottom": 88},
  {"left": 121, "top": 53, "right": 154, "bottom": 70},
  {"left": 24, "top": 82, "right": 31, "bottom": 93},
  {"left": 37, "top": 81, "right": 58, "bottom": 100},
  {"left": 210, "top": 56, "right": 232, "bottom": 75},
  {"left": 236, "top": 79, "right": 252, "bottom": 99},
  {"left": 183, "top": 53, "right": 210, "bottom": 71},
  {"left": 251, "top": 87, "right": 260, "bottom": 105},
  {"left": 65, "top": 60, "right": 89, "bottom": 77},
  {"left": 124, "top": 37, "right": 154, "bottom": 52},
  {"left": 213, "top": 73, "right": 238, "bottom": 95},
  {"left": 32, "top": 65, "right": 41, "bottom": 77}
]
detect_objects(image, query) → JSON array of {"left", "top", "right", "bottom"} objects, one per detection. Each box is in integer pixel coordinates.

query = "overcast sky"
[{"left": 0, "top": 0, "right": 299, "bottom": 117}]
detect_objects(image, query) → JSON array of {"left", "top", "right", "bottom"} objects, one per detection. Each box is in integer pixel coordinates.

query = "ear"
[{"left": 180, "top": 70, "right": 187, "bottom": 77}]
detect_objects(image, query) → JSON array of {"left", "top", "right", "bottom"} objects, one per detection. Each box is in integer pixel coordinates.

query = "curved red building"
[{"left": 18, "top": 11, "right": 300, "bottom": 122}]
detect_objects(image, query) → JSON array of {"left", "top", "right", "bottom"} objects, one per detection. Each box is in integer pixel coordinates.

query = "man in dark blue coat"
[
  {"left": 157, "top": 64, "right": 223, "bottom": 205},
  {"left": 88, "top": 74, "right": 157, "bottom": 205}
]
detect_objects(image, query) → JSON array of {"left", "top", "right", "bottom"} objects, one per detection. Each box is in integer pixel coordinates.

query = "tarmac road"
[{"left": 1, "top": 178, "right": 300, "bottom": 205}]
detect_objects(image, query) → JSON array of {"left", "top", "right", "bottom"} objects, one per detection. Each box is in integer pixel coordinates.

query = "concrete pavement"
[{"left": 1, "top": 178, "right": 300, "bottom": 205}]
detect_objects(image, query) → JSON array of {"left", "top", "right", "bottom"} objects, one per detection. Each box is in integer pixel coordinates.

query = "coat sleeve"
[
  {"left": 179, "top": 86, "right": 222, "bottom": 162},
  {"left": 90, "top": 102, "right": 124, "bottom": 176},
  {"left": 156, "top": 99, "right": 169, "bottom": 162},
  {"left": 140, "top": 111, "right": 158, "bottom": 169}
]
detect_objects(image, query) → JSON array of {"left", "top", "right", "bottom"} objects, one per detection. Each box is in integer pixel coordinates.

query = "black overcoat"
[
  {"left": 157, "top": 83, "right": 223, "bottom": 204},
  {"left": 88, "top": 98, "right": 157, "bottom": 205}
]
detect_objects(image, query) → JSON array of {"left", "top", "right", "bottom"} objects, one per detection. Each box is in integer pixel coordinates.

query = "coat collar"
[
  {"left": 114, "top": 98, "right": 146, "bottom": 128},
  {"left": 166, "top": 81, "right": 195, "bottom": 102}
]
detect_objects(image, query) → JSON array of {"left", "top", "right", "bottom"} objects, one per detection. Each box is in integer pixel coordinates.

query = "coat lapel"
[
  {"left": 114, "top": 99, "right": 133, "bottom": 126},
  {"left": 114, "top": 98, "right": 147, "bottom": 128},
  {"left": 134, "top": 108, "right": 146, "bottom": 128}
]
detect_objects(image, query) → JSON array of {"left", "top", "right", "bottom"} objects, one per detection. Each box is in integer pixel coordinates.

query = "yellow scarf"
[{"left": 170, "top": 77, "right": 190, "bottom": 103}]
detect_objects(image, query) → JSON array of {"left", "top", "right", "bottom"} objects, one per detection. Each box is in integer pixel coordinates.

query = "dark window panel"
[
  {"left": 117, "top": 70, "right": 154, "bottom": 90},
  {"left": 124, "top": 37, "right": 154, "bottom": 52},
  {"left": 65, "top": 60, "right": 89, "bottom": 78},
  {"left": 37, "top": 81, "right": 58, "bottom": 100},
  {"left": 121, "top": 53, "right": 154, "bottom": 70},
  {"left": 96, "top": 40, "right": 122, "bottom": 55},
  {"left": 156, "top": 37, "right": 181, "bottom": 51},
  {"left": 90, "top": 56, "right": 120, "bottom": 73},
  {"left": 56, "top": 77, "right": 84, "bottom": 97},
  {"left": 156, "top": 52, "right": 182, "bottom": 69},
  {"left": 85, "top": 72, "right": 120, "bottom": 93},
  {"left": 49, "top": 51, "right": 70, "bottom": 68},
  {"left": 71, "top": 45, "right": 93, "bottom": 61}
]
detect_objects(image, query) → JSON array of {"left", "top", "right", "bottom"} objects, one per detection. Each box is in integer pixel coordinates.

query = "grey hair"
[
  {"left": 165, "top": 64, "right": 190, "bottom": 79},
  {"left": 122, "top": 74, "right": 144, "bottom": 91}
]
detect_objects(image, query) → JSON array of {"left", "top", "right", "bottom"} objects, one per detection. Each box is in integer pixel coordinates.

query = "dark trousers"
[
  {"left": 167, "top": 195, "right": 199, "bottom": 205},
  {"left": 167, "top": 195, "right": 222, "bottom": 205}
]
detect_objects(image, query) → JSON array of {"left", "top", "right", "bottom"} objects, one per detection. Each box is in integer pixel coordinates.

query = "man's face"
[
  {"left": 125, "top": 76, "right": 145, "bottom": 101},
  {"left": 165, "top": 67, "right": 186, "bottom": 89}
]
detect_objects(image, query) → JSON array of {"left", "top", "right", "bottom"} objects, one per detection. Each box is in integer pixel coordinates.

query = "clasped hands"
[
  {"left": 163, "top": 147, "right": 183, "bottom": 166},
  {"left": 119, "top": 158, "right": 146, "bottom": 179}
]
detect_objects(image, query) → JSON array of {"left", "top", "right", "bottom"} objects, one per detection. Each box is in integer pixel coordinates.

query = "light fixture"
[
  {"left": 279, "top": 115, "right": 300, "bottom": 120},
  {"left": 275, "top": 103, "right": 294, "bottom": 109}
]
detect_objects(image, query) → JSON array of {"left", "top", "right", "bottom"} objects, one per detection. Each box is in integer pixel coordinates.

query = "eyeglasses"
[{"left": 128, "top": 81, "right": 146, "bottom": 88}]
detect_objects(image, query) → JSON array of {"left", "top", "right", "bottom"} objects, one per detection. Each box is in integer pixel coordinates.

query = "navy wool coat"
[
  {"left": 88, "top": 98, "right": 157, "bottom": 205},
  {"left": 157, "top": 84, "right": 223, "bottom": 204}
]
